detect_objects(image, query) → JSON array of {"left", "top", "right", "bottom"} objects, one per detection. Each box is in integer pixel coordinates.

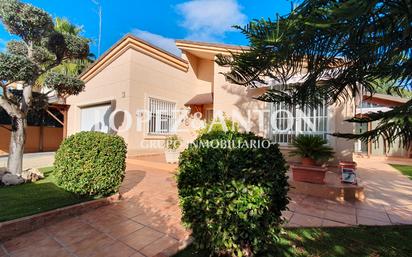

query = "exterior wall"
[
  {"left": 126, "top": 51, "right": 200, "bottom": 154},
  {"left": 66, "top": 49, "right": 132, "bottom": 144},
  {"left": 67, "top": 37, "right": 356, "bottom": 162},
  {"left": 213, "top": 62, "right": 354, "bottom": 163},
  {"left": 370, "top": 121, "right": 410, "bottom": 158},
  {"left": 213, "top": 62, "right": 269, "bottom": 138},
  {"left": 0, "top": 126, "right": 62, "bottom": 156},
  {"left": 328, "top": 101, "right": 356, "bottom": 163}
]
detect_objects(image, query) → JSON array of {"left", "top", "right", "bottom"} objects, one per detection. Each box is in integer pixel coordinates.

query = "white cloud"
[
  {"left": 131, "top": 29, "right": 181, "bottom": 56},
  {"left": 176, "top": 0, "right": 247, "bottom": 42}
]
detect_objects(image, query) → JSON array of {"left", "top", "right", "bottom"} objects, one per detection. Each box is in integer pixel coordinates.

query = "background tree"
[
  {"left": 217, "top": 0, "right": 412, "bottom": 148},
  {"left": 0, "top": 0, "right": 90, "bottom": 175},
  {"left": 36, "top": 17, "right": 95, "bottom": 88}
]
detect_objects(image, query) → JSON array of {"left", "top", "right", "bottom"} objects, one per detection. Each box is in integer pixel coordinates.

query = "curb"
[{"left": 0, "top": 193, "right": 121, "bottom": 242}]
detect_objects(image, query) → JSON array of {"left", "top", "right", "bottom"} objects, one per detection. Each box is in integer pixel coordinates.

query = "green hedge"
[
  {"left": 54, "top": 131, "right": 127, "bottom": 197},
  {"left": 177, "top": 130, "right": 289, "bottom": 256}
]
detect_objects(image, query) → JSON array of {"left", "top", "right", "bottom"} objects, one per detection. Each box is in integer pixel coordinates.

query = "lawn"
[
  {"left": 390, "top": 164, "right": 412, "bottom": 180},
  {"left": 174, "top": 226, "right": 412, "bottom": 257},
  {"left": 0, "top": 167, "right": 93, "bottom": 222}
]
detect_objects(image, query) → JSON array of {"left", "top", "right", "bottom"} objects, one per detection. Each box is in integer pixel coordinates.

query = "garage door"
[{"left": 80, "top": 104, "right": 113, "bottom": 133}]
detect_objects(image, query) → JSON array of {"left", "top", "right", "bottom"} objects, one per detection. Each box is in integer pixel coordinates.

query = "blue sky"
[{"left": 0, "top": 0, "right": 292, "bottom": 57}]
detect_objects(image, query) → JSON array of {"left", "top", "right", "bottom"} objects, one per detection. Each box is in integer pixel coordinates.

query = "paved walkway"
[
  {"left": 0, "top": 152, "right": 55, "bottom": 170},
  {"left": 1, "top": 157, "right": 412, "bottom": 257}
]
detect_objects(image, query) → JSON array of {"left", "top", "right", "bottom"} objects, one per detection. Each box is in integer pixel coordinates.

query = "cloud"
[
  {"left": 176, "top": 0, "right": 247, "bottom": 42},
  {"left": 131, "top": 29, "right": 181, "bottom": 56}
]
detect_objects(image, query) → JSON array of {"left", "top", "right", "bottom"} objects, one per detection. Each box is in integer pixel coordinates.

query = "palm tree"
[
  {"left": 216, "top": 0, "right": 412, "bottom": 148},
  {"left": 36, "top": 18, "right": 95, "bottom": 91}
]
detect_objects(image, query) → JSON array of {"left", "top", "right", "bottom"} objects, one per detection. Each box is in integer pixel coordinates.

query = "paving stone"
[{"left": 120, "top": 227, "right": 164, "bottom": 251}]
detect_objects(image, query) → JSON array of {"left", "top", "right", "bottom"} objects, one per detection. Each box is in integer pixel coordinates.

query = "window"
[
  {"left": 270, "top": 102, "right": 328, "bottom": 144},
  {"left": 148, "top": 97, "right": 176, "bottom": 135}
]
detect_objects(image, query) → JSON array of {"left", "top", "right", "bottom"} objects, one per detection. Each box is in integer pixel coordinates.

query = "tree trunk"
[{"left": 7, "top": 117, "right": 27, "bottom": 175}]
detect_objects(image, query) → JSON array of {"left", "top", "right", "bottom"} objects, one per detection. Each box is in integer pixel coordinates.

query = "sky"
[{"left": 0, "top": 0, "right": 293, "bottom": 57}]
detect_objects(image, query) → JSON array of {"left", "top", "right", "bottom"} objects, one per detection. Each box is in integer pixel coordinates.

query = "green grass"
[
  {"left": 390, "top": 164, "right": 412, "bottom": 179},
  {"left": 174, "top": 226, "right": 412, "bottom": 257},
  {"left": 0, "top": 167, "right": 93, "bottom": 222}
]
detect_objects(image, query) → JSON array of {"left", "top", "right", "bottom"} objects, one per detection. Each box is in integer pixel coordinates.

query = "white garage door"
[{"left": 80, "top": 104, "right": 113, "bottom": 133}]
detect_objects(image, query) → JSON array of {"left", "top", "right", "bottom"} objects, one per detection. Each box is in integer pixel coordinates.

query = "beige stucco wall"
[
  {"left": 328, "top": 101, "right": 356, "bottom": 162},
  {"left": 66, "top": 49, "right": 132, "bottom": 143},
  {"left": 213, "top": 62, "right": 269, "bottom": 138},
  {"left": 126, "top": 51, "right": 200, "bottom": 154},
  {"left": 67, "top": 38, "right": 355, "bottom": 162}
]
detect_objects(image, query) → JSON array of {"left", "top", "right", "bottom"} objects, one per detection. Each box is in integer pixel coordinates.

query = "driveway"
[
  {"left": 0, "top": 152, "right": 55, "bottom": 170},
  {"left": 1, "top": 156, "right": 412, "bottom": 257}
]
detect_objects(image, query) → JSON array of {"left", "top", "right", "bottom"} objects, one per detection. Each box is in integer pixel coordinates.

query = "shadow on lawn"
[
  {"left": 0, "top": 169, "right": 91, "bottom": 222},
  {"left": 174, "top": 226, "right": 412, "bottom": 257}
]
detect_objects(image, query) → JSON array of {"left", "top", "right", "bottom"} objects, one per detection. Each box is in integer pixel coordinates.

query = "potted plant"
[
  {"left": 165, "top": 135, "right": 182, "bottom": 163},
  {"left": 289, "top": 135, "right": 334, "bottom": 184}
]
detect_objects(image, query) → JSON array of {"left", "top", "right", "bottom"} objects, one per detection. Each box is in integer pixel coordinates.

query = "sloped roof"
[{"left": 80, "top": 34, "right": 189, "bottom": 82}]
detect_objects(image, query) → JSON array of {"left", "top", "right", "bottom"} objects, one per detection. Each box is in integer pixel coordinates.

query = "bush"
[
  {"left": 165, "top": 134, "right": 182, "bottom": 151},
  {"left": 289, "top": 134, "right": 334, "bottom": 163},
  {"left": 54, "top": 131, "right": 127, "bottom": 197},
  {"left": 177, "top": 130, "right": 289, "bottom": 256}
]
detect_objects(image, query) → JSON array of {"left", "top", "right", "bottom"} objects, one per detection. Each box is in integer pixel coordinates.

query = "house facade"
[
  {"left": 355, "top": 93, "right": 411, "bottom": 158},
  {"left": 66, "top": 35, "right": 355, "bottom": 163}
]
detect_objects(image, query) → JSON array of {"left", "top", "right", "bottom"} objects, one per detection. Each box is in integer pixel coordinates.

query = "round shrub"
[
  {"left": 54, "top": 131, "right": 127, "bottom": 197},
  {"left": 177, "top": 130, "right": 289, "bottom": 256}
]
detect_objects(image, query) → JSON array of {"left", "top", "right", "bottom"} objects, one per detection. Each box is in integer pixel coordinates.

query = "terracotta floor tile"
[
  {"left": 45, "top": 217, "right": 85, "bottom": 235},
  {"left": 105, "top": 220, "right": 145, "bottom": 239},
  {"left": 357, "top": 216, "right": 391, "bottom": 226},
  {"left": 302, "top": 196, "right": 330, "bottom": 209},
  {"left": 281, "top": 210, "right": 294, "bottom": 221},
  {"left": 120, "top": 227, "right": 164, "bottom": 251},
  {"left": 288, "top": 213, "right": 323, "bottom": 227},
  {"left": 139, "top": 236, "right": 178, "bottom": 257},
  {"left": 129, "top": 252, "right": 145, "bottom": 257},
  {"left": 131, "top": 213, "right": 171, "bottom": 230},
  {"left": 356, "top": 209, "right": 391, "bottom": 222},
  {"left": 324, "top": 210, "right": 357, "bottom": 225},
  {"left": 387, "top": 209, "right": 412, "bottom": 224},
  {"left": 294, "top": 204, "right": 325, "bottom": 218},
  {"left": 67, "top": 231, "right": 115, "bottom": 257},
  {"left": 354, "top": 201, "right": 386, "bottom": 212},
  {"left": 7, "top": 237, "right": 64, "bottom": 257},
  {"left": 3, "top": 229, "right": 49, "bottom": 253},
  {"left": 12, "top": 246, "right": 72, "bottom": 257},
  {"left": 89, "top": 242, "right": 137, "bottom": 257},
  {"left": 327, "top": 203, "right": 356, "bottom": 215},
  {"left": 321, "top": 219, "right": 349, "bottom": 227},
  {"left": 0, "top": 246, "right": 7, "bottom": 257},
  {"left": 53, "top": 224, "right": 99, "bottom": 246},
  {"left": 104, "top": 204, "right": 146, "bottom": 219},
  {"left": 287, "top": 202, "right": 299, "bottom": 211}
]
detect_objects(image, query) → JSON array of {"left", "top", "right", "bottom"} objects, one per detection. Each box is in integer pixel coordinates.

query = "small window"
[{"left": 148, "top": 97, "right": 176, "bottom": 135}]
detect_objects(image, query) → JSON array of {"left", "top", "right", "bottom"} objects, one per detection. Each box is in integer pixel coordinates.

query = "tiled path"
[
  {"left": 285, "top": 158, "right": 412, "bottom": 227},
  {"left": 1, "top": 156, "right": 412, "bottom": 257}
]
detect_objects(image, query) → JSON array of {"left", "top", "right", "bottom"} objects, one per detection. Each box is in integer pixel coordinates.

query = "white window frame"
[
  {"left": 147, "top": 97, "right": 176, "bottom": 135},
  {"left": 269, "top": 101, "right": 330, "bottom": 145}
]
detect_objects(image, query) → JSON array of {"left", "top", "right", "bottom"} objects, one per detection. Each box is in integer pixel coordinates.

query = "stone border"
[{"left": 0, "top": 193, "right": 121, "bottom": 242}]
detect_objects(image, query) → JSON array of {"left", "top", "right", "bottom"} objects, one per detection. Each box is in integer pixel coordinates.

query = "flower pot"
[
  {"left": 165, "top": 151, "right": 180, "bottom": 164},
  {"left": 291, "top": 165, "right": 327, "bottom": 184},
  {"left": 301, "top": 157, "right": 316, "bottom": 166}
]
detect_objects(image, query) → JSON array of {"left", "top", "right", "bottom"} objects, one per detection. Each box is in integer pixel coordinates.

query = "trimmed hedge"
[
  {"left": 177, "top": 130, "right": 289, "bottom": 256},
  {"left": 54, "top": 131, "right": 127, "bottom": 197}
]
